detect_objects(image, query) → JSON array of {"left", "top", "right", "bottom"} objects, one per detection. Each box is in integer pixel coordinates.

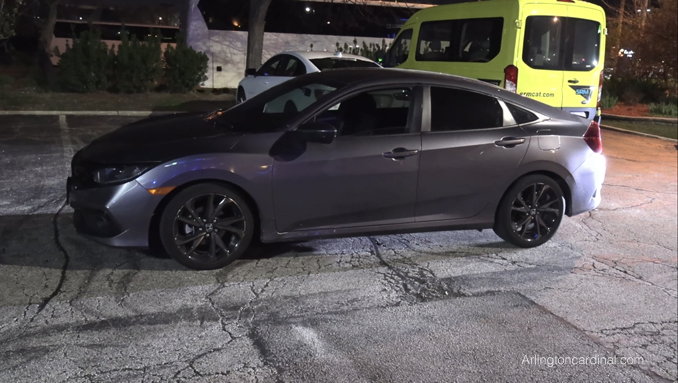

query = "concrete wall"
[{"left": 185, "top": 0, "right": 392, "bottom": 89}]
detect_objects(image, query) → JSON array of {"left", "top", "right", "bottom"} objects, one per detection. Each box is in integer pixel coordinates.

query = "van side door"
[{"left": 518, "top": 4, "right": 569, "bottom": 109}]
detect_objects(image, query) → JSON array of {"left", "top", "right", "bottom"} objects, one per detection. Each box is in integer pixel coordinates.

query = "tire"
[
  {"left": 158, "top": 183, "right": 255, "bottom": 270},
  {"left": 493, "top": 175, "right": 565, "bottom": 248},
  {"left": 236, "top": 87, "right": 246, "bottom": 104}
]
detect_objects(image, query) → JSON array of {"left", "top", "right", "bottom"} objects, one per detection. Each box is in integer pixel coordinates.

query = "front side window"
[
  {"left": 219, "top": 80, "right": 345, "bottom": 132},
  {"left": 523, "top": 16, "right": 601, "bottom": 71},
  {"left": 429, "top": 87, "right": 504, "bottom": 131},
  {"left": 314, "top": 88, "right": 414, "bottom": 136},
  {"left": 257, "top": 56, "right": 283, "bottom": 76},
  {"left": 281, "top": 56, "right": 306, "bottom": 77},
  {"left": 416, "top": 18, "right": 504, "bottom": 62},
  {"left": 382, "top": 29, "right": 412, "bottom": 67}
]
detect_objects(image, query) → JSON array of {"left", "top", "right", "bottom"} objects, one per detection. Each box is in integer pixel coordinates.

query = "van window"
[
  {"left": 383, "top": 29, "right": 413, "bottom": 67},
  {"left": 429, "top": 87, "right": 504, "bottom": 131},
  {"left": 569, "top": 19, "right": 601, "bottom": 70},
  {"left": 416, "top": 18, "right": 504, "bottom": 62},
  {"left": 523, "top": 17, "right": 601, "bottom": 71}
]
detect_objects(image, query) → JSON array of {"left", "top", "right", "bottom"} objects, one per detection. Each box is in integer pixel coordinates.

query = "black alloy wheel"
[
  {"left": 159, "top": 183, "right": 254, "bottom": 270},
  {"left": 494, "top": 175, "right": 565, "bottom": 248}
]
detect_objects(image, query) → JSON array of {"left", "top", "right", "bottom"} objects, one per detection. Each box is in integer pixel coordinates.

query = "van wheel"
[
  {"left": 159, "top": 183, "right": 255, "bottom": 270},
  {"left": 493, "top": 175, "right": 565, "bottom": 248}
]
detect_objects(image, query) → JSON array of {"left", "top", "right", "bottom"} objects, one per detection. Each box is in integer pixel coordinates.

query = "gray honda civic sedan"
[{"left": 67, "top": 68, "right": 606, "bottom": 269}]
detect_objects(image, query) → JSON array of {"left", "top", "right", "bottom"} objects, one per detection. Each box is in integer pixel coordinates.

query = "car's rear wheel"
[
  {"left": 493, "top": 175, "right": 565, "bottom": 248},
  {"left": 236, "top": 87, "right": 246, "bottom": 104},
  {"left": 159, "top": 183, "right": 254, "bottom": 270}
]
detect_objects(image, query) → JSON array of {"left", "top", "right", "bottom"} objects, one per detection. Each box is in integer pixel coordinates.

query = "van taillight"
[
  {"left": 584, "top": 120, "right": 603, "bottom": 154},
  {"left": 504, "top": 65, "right": 518, "bottom": 93}
]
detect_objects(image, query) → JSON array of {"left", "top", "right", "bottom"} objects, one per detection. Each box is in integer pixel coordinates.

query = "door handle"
[
  {"left": 494, "top": 137, "right": 526, "bottom": 148},
  {"left": 383, "top": 147, "right": 419, "bottom": 160},
  {"left": 568, "top": 79, "right": 579, "bottom": 84}
]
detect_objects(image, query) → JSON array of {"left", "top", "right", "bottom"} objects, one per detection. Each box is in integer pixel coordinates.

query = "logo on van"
[{"left": 569, "top": 86, "right": 595, "bottom": 104}]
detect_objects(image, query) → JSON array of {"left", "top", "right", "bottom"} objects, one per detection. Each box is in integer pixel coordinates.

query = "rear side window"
[
  {"left": 416, "top": 18, "right": 504, "bottom": 62},
  {"left": 310, "top": 58, "right": 380, "bottom": 70},
  {"left": 523, "top": 16, "right": 601, "bottom": 71},
  {"left": 429, "top": 87, "right": 504, "bottom": 131},
  {"left": 506, "top": 103, "right": 538, "bottom": 124}
]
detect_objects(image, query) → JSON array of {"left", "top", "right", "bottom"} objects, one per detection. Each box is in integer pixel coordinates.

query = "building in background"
[{"left": 185, "top": 0, "right": 436, "bottom": 89}]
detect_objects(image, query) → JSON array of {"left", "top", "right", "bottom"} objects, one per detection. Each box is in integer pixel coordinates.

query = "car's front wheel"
[
  {"left": 493, "top": 175, "right": 565, "bottom": 248},
  {"left": 159, "top": 183, "right": 254, "bottom": 270}
]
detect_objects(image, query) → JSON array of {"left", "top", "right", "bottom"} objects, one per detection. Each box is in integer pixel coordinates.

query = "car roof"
[
  {"left": 282, "top": 51, "right": 376, "bottom": 62},
  {"left": 299, "top": 68, "right": 581, "bottom": 121}
]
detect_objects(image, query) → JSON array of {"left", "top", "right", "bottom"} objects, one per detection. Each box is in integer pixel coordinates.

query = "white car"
[{"left": 236, "top": 51, "right": 381, "bottom": 103}]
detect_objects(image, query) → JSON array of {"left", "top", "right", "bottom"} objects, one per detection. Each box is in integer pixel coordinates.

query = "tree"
[
  {"left": 246, "top": 0, "right": 272, "bottom": 69},
  {"left": 0, "top": 0, "right": 24, "bottom": 52}
]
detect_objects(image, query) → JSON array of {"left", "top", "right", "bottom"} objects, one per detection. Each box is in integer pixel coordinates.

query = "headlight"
[{"left": 93, "top": 165, "right": 151, "bottom": 185}]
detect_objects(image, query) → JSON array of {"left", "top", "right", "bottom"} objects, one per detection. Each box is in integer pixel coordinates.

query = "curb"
[
  {"left": 0, "top": 110, "right": 182, "bottom": 116},
  {"left": 601, "top": 124, "right": 678, "bottom": 143},
  {"left": 602, "top": 113, "right": 677, "bottom": 123}
]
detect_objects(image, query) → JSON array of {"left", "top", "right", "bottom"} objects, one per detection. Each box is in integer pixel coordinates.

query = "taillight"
[
  {"left": 584, "top": 120, "right": 603, "bottom": 154},
  {"left": 504, "top": 65, "right": 518, "bottom": 93}
]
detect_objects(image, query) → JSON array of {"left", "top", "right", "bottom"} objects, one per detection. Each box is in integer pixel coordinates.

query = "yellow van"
[{"left": 382, "top": 0, "right": 606, "bottom": 121}]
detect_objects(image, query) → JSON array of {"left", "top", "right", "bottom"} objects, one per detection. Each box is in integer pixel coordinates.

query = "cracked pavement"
[{"left": 0, "top": 115, "right": 676, "bottom": 382}]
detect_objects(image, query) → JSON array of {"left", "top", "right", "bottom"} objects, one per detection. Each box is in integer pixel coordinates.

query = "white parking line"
[{"left": 59, "top": 115, "right": 74, "bottom": 161}]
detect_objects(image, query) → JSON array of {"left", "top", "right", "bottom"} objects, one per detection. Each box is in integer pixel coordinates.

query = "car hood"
[{"left": 74, "top": 112, "right": 244, "bottom": 165}]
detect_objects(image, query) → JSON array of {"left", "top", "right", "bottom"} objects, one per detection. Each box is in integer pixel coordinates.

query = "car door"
[
  {"left": 415, "top": 86, "right": 530, "bottom": 222},
  {"left": 272, "top": 86, "right": 422, "bottom": 233}
]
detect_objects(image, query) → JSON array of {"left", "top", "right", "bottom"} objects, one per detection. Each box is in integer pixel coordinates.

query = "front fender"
[{"left": 136, "top": 152, "right": 275, "bottom": 220}]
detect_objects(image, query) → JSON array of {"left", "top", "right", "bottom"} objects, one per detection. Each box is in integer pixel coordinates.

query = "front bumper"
[{"left": 67, "top": 177, "right": 163, "bottom": 247}]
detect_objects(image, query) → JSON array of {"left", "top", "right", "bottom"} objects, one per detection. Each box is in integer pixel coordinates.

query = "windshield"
[
  {"left": 382, "top": 29, "right": 412, "bottom": 67},
  {"left": 310, "top": 58, "right": 380, "bottom": 70},
  {"left": 217, "top": 78, "right": 346, "bottom": 132}
]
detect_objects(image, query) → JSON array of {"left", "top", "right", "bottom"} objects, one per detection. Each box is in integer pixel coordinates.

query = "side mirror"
[
  {"left": 297, "top": 121, "right": 337, "bottom": 144},
  {"left": 245, "top": 68, "right": 256, "bottom": 77}
]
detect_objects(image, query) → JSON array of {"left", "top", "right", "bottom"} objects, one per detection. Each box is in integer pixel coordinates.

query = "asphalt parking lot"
[{"left": 0, "top": 115, "right": 676, "bottom": 383}]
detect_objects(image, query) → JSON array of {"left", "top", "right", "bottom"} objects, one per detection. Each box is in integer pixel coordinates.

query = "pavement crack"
[
  {"left": 368, "top": 236, "right": 459, "bottom": 303},
  {"left": 32, "top": 200, "right": 70, "bottom": 320}
]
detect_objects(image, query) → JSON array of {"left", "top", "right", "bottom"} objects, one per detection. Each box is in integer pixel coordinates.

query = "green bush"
[
  {"left": 110, "top": 31, "right": 163, "bottom": 93},
  {"left": 56, "top": 30, "right": 109, "bottom": 92},
  {"left": 603, "top": 77, "right": 667, "bottom": 104},
  {"left": 648, "top": 102, "right": 678, "bottom": 117},
  {"left": 600, "top": 92, "right": 618, "bottom": 109},
  {"left": 162, "top": 36, "right": 208, "bottom": 93}
]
